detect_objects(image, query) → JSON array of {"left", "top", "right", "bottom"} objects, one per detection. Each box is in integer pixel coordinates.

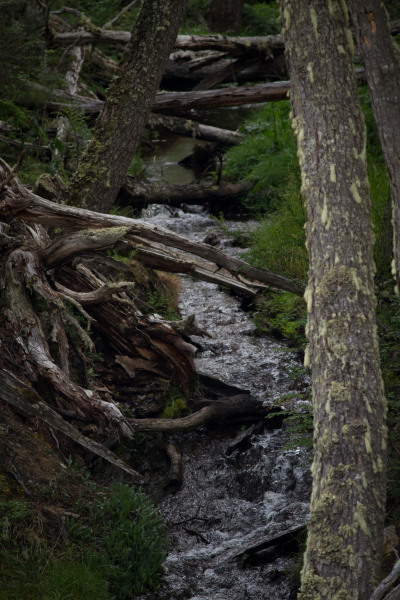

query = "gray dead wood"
[
  {"left": 43, "top": 81, "right": 291, "bottom": 116},
  {"left": 0, "top": 187, "right": 305, "bottom": 295},
  {"left": 147, "top": 114, "right": 244, "bottom": 146},
  {"left": 0, "top": 370, "right": 143, "bottom": 481}
]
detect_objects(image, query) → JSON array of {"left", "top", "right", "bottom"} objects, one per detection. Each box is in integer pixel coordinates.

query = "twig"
[
  {"left": 103, "top": 0, "right": 139, "bottom": 29},
  {"left": 385, "top": 583, "right": 400, "bottom": 600},
  {"left": 369, "top": 561, "right": 400, "bottom": 600},
  {"left": 0, "top": 151, "right": 27, "bottom": 191},
  {"left": 57, "top": 36, "right": 80, "bottom": 70},
  {"left": 11, "top": 456, "right": 30, "bottom": 495}
]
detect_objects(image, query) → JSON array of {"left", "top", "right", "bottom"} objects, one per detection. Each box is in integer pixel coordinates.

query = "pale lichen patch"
[
  {"left": 310, "top": 7, "right": 318, "bottom": 37},
  {"left": 307, "top": 62, "right": 314, "bottom": 83},
  {"left": 353, "top": 502, "right": 370, "bottom": 536},
  {"left": 330, "top": 164, "right": 336, "bottom": 182},
  {"left": 304, "top": 344, "right": 311, "bottom": 367},
  {"left": 350, "top": 181, "right": 362, "bottom": 204},
  {"left": 283, "top": 7, "right": 291, "bottom": 31}
]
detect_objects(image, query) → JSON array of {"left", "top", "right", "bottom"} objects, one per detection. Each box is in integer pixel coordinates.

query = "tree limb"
[{"left": 0, "top": 370, "right": 143, "bottom": 481}]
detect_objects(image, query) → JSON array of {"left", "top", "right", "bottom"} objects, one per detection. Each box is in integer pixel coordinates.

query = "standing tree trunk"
[
  {"left": 206, "top": 0, "right": 244, "bottom": 33},
  {"left": 346, "top": 0, "right": 400, "bottom": 293},
  {"left": 66, "top": 0, "right": 188, "bottom": 213},
  {"left": 280, "top": 1, "right": 387, "bottom": 599}
]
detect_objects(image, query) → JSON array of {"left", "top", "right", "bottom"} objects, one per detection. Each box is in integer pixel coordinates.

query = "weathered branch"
[
  {"left": 128, "top": 394, "right": 265, "bottom": 432},
  {"left": 0, "top": 189, "right": 304, "bottom": 295},
  {"left": 0, "top": 370, "right": 143, "bottom": 481},
  {"left": 147, "top": 114, "right": 244, "bottom": 146},
  {"left": 43, "top": 226, "right": 132, "bottom": 266},
  {"left": 369, "top": 561, "right": 400, "bottom": 600},
  {"left": 54, "top": 280, "right": 136, "bottom": 304}
]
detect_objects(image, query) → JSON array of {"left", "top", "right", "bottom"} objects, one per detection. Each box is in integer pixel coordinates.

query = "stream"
[{"left": 141, "top": 201, "right": 312, "bottom": 600}]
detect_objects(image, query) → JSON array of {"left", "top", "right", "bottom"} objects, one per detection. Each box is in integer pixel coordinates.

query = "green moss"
[{"left": 160, "top": 395, "right": 190, "bottom": 419}]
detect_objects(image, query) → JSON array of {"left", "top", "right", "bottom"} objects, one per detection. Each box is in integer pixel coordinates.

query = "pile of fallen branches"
[{"left": 0, "top": 159, "right": 303, "bottom": 479}]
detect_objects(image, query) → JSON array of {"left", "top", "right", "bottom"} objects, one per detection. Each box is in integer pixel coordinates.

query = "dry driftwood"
[
  {"left": 147, "top": 114, "right": 244, "bottom": 146},
  {"left": 44, "top": 81, "right": 291, "bottom": 116},
  {"left": 0, "top": 188, "right": 304, "bottom": 295}
]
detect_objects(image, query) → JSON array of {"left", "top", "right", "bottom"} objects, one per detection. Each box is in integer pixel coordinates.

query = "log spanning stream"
[{"left": 141, "top": 203, "right": 312, "bottom": 600}]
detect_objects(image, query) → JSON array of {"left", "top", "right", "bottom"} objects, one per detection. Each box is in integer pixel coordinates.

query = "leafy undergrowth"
[{"left": 0, "top": 410, "right": 166, "bottom": 600}]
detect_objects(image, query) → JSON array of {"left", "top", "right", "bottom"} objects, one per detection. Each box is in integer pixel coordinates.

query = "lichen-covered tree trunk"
[
  {"left": 279, "top": 2, "right": 387, "bottom": 599},
  {"left": 346, "top": 0, "right": 400, "bottom": 293},
  {"left": 66, "top": 0, "right": 188, "bottom": 213}
]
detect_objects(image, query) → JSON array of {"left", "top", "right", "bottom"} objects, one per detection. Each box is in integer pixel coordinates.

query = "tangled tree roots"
[{"left": 0, "top": 161, "right": 291, "bottom": 478}]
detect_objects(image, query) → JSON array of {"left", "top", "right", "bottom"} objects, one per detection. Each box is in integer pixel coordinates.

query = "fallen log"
[
  {"left": 153, "top": 81, "right": 290, "bottom": 113},
  {"left": 147, "top": 114, "right": 244, "bottom": 146},
  {"left": 42, "top": 80, "right": 291, "bottom": 116},
  {"left": 133, "top": 245, "right": 261, "bottom": 298},
  {"left": 163, "top": 52, "right": 288, "bottom": 89},
  {"left": 119, "top": 178, "right": 250, "bottom": 210},
  {"left": 127, "top": 394, "right": 266, "bottom": 433},
  {"left": 228, "top": 523, "right": 307, "bottom": 562},
  {"left": 52, "top": 31, "right": 284, "bottom": 56},
  {"left": 0, "top": 189, "right": 305, "bottom": 295}
]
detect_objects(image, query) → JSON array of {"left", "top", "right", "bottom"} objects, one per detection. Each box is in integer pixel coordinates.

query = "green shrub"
[
  {"left": 242, "top": 2, "right": 281, "bottom": 35},
  {"left": 160, "top": 394, "right": 191, "bottom": 418},
  {"left": 223, "top": 101, "right": 297, "bottom": 213},
  {"left": 69, "top": 483, "right": 166, "bottom": 599},
  {"left": 0, "top": 555, "right": 109, "bottom": 600},
  {"left": 254, "top": 291, "right": 307, "bottom": 347}
]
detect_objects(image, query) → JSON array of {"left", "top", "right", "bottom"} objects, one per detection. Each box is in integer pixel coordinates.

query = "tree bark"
[
  {"left": 346, "top": 0, "right": 400, "bottom": 297},
  {"left": 280, "top": 1, "right": 387, "bottom": 599},
  {"left": 66, "top": 0, "right": 188, "bottom": 213},
  {"left": 206, "top": 0, "right": 244, "bottom": 33}
]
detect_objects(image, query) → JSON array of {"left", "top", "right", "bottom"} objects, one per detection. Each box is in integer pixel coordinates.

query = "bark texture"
[
  {"left": 206, "top": 0, "right": 244, "bottom": 33},
  {"left": 66, "top": 0, "right": 188, "bottom": 213},
  {"left": 280, "top": 1, "right": 387, "bottom": 598},
  {"left": 346, "top": 0, "right": 400, "bottom": 297}
]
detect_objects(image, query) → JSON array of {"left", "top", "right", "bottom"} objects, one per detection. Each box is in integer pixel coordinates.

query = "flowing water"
[{"left": 141, "top": 204, "right": 312, "bottom": 600}]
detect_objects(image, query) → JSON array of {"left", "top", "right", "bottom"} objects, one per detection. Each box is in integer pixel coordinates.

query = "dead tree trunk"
[{"left": 347, "top": 0, "right": 400, "bottom": 296}]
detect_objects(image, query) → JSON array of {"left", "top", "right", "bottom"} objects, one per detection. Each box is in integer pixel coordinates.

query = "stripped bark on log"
[
  {"left": 147, "top": 114, "right": 244, "bottom": 146},
  {"left": 0, "top": 187, "right": 304, "bottom": 295},
  {"left": 43, "top": 81, "right": 292, "bottom": 116}
]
